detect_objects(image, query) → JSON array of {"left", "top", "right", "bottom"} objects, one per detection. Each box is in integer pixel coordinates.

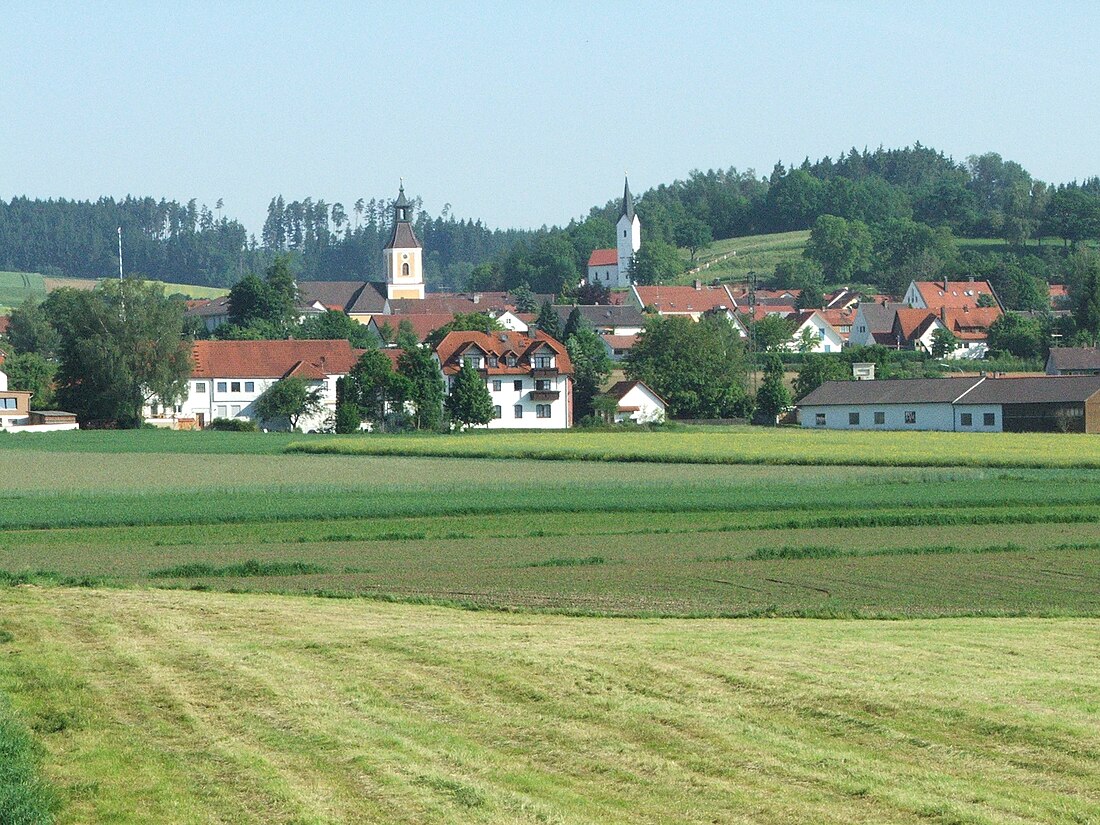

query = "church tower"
[
  {"left": 383, "top": 182, "right": 425, "bottom": 300},
  {"left": 616, "top": 176, "right": 641, "bottom": 278}
]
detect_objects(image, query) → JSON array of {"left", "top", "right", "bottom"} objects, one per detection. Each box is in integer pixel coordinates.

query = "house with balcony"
[{"left": 433, "top": 330, "right": 574, "bottom": 428}]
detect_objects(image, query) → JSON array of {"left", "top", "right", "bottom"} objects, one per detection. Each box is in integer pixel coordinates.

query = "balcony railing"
[{"left": 530, "top": 390, "right": 560, "bottom": 401}]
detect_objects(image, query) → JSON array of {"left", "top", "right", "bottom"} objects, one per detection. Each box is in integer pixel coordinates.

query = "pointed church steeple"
[
  {"left": 383, "top": 180, "right": 425, "bottom": 300},
  {"left": 620, "top": 176, "right": 635, "bottom": 221}
]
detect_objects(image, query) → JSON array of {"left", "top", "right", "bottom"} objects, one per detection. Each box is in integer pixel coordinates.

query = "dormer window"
[
  {"left": 533, "top": 354, "right": 553, "bottom": 369},
  {"left": 463, "top": 355, "right": 482, "bottom": 369},
  {"left": 506, "top": 355, "right": 517, "bottom": 367},
  {"left": 488, "top": 356, "right": 499, "bottom": 368}
]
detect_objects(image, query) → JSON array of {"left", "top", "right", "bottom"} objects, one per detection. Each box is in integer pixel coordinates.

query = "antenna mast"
[{"left": 117, "top": 226, "right": 126, "bottom": 321}]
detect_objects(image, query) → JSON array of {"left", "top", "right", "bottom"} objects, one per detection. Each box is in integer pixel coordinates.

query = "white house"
[
  {"left": 144, "top": 339, "right": 368, "bottom": 430},
  {"left": 585, "top": 177, "right": 641, "bottom": 289},
  {"left": 434, "top": 330, "right": 573, "bottom": 428},
  {"left": 0, "top": 352, "right": 79, "bottom": 432},
  {"left": 603, "top": 380, "right": 665, "bottom": 424},
  {"left": 903, "top": 279, "right": 1000, "bottom": 311},
  {"left": 786, "top": 310, "right": 844, "bottom": 353}
]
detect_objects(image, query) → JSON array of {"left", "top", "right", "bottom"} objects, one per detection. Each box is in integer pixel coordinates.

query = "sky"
[{"left": 2, "top": 1, "right": 1099, "bottom": 235}]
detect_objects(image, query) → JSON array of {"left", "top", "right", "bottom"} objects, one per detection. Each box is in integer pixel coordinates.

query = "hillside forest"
[{"left": 1, "top": 144, "right": 1099, "bottom": 306}]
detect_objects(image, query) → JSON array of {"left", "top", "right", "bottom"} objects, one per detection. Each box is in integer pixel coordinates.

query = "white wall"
[
  {"left": 147, "top": 374, "right": 339, "bottom": 431},
  {"left": 786, "top": 316, "right": 843, "bottom": 353},
  {"left": 0, "top": 369, "right": 7, "bottom": 391},
  {"left": 617, "top": 213, "right": 641, "bottom": 279},
  {"left": 615, "top": 385, "right": 665, "bottom": 424},
  {"left": 799, "top": 402, "right": 958, "bottom": 431},
  {"left": 586, "top": 264, "right": 620, "bottom": 286},
  {"left": 450, "top": 373, "right": 571, "bottom": 429},
  {"left": 848, "top": 307, "right": 878, "bottom": 347},
  {"left": 951, "top": 404, "right": 1002, "bottom": 432}
]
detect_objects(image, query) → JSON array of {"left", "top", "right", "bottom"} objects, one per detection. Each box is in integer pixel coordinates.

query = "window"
[
  {"left": 623, "top": 230, "right": 627, "bottom": 237},
  {"left": 815, "top": 412, "right": 826, "bottom": 427},
  {"left": 231, "top": 405, "right": 242, "bottom": 417},
  {"left": 536, "top": 404, "right": 551, "bottom": 418},
  {"left": 195, "top": 382, "right": 207, "bottom": 393},
  {"left": 514, "top": 404, "right": 523, "bottom": 418},
  {"left": 492, "top": 405, "right": 502, "bottom": 419},
  {"left": 174, "top": 405, "right": 183, "bottom": 414},
  {"left": 216, "top": 382, "right": 227, "bottom": 393},
  {"left": 904, "top": 411, "right": 917, "bottom": 424},
  {"left": 513, "top": 380, "right": 522, "bottom": 391},
  {"left": 0, "top": 398, "right": 15, "bottom": 410},
  {"left": 849, "top": 412, "right": 860, "bottom": 425},
  {"left": 983, "top": 412, "right": 995, "bottom": 426},
  {"left": 874, "top": 411, "right": 885, "bottom": 425},
  {"left": 489, "top": 356, "right": 499, "bottom": 367},
  {"left": 216, "top": 405, "right": 227, "bottom": 418},
  {"left": 535, "top": 379, "right": 551, "bottom": 391},
  {"left": 463, "top": 355, "right": 481, "bottom": 369},
  {"left": 533, "top": 355, "right": 552, "bottom": 369},
  {"left": 492, "top": 380, "right": 501, "bottom": 392},
  {"left": 244, "top": 381, "right": 255, "bottom": 393},
  {"left": 231, "top": 381, "right": 241, "bottom": 393},
  {"left": 402, "top": 262, "right": 410, "bottom": 277},
  {"left": 960, "top": 413, "right": 973, "bottom": 426},
  {"left": 858, "top": 325, "right": 866, "bottom": 333},
  {"left": 506, "top": 355, "right": 517, "bottom": 366}
]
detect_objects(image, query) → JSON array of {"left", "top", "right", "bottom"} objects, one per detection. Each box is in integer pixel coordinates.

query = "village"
[{"left": 4, "top": 179, "right": 1097, "bottom": 436}]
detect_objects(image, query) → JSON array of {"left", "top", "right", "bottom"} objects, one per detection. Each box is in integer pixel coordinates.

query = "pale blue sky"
[{"left": 2, "top": 1, "right": 1098, "bottom": 234}]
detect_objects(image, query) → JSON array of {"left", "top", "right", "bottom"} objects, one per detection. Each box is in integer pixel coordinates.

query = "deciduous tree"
[{"left": 254, "top": 376, "right": 323, "bottom": 431}]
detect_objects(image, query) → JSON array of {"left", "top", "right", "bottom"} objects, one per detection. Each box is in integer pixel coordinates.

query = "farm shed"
[
  {"left": 797, "top": 377, "right": 983, "bottom": 432},
  {"left": 798, "top": 375, "right": 1100, "bottom": 433},
  {"left": 954, "top": 376, "right": 1100, "bottom": 434}
]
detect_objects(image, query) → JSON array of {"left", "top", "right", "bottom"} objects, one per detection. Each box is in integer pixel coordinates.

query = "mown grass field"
[
  {"left": 1, "top": 429, "right": 1099, "bottom": 822},
  {"left": 0, "top": 588, "right": 1097, "bottom": 824}
]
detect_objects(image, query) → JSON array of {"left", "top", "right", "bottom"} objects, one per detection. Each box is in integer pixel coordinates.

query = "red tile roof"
[
  {"left": 434, "top": 330, "right": 573, "bottom": 376},
  {"left": 634, "top": 285, "right": 738, "bottom": 314},
  {"left": 943, "top": 306, "right": 1001, "bottom": 340},
  {"left": 190, "top": 339, "right": 365, "bottom": 379},
  {"left": 913, "top": 280, "right": 997, "bottom": 310},
  {"left": 602, "top": 334, "right": 639, "bottom": 350},
  {"left": 370, "top": 313, "right": 455, "bottom": 342},
  {"left": 587, "top": 248, "right": 619, "bottom": 267}
]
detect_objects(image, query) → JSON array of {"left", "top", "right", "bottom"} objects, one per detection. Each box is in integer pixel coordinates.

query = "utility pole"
[
  {"left": 118, "top": 226, "right": 126, "bottom": 322},
  {"left": 748, "top": 270, "right": 758, "bottom": 395}
]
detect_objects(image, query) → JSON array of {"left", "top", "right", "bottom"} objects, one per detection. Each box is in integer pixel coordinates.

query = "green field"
[
  {"left": 1, "top": 429, "right": 1099, "bottom": 822},
  {"left": 0, "top": 271, "right": 227, "bottom": 313},
  {"left": 289, "top": 426, "right": 1100, "bottom": 469},
  {"left": 0, "top": 270, "right": 48, "bottom": 312}
]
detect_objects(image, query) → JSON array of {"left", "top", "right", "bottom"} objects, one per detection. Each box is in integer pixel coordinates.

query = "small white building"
[
  {"left": 603, "top": 380, "right": 666, "bottom": 424},
  {"left": 786, "top": 310, "right": 844, "bottom": 353},
  {"left": 434, "top": 330, "right": 573, "bottom": 429},
  {"left": 585, "top": 177, "right": 641, "bottom": 289},
  {"left": 0, "top": 352, "right": 79, "bottom": 432},
  {"left": 144, "top": 339, "right": 367, "bottom": 431}
]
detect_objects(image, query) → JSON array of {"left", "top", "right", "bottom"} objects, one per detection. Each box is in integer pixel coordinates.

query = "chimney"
[
  {"left": 943, "top": 276, "right": 948, "bottom": 290},
  {"left": 693, "top": 279, "right": 702, "bottom": 290},
  {"left": 472, "top": 294, "right": 481, "bottom": 304},
  {"left": 940, "top": 306, "right": 947, "bottom": 322}
]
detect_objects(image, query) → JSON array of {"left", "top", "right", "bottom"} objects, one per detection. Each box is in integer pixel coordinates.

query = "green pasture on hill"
[
  {"left": 0, "top": 271, "right": 226, "bottom": 313},
  {"left": 1, "top": 588, "right": 1098, "bottom": 824},
  {"left": 671, "top": 230, "right": 1088, "bottom": 286},
  {"left": 0, "top": 270, "right": 48, "bottom": 312}
]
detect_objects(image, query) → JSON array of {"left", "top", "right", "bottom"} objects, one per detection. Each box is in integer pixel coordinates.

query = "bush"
[{"left": 208, "top": 418, "right": 258, "bottom": 432}]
